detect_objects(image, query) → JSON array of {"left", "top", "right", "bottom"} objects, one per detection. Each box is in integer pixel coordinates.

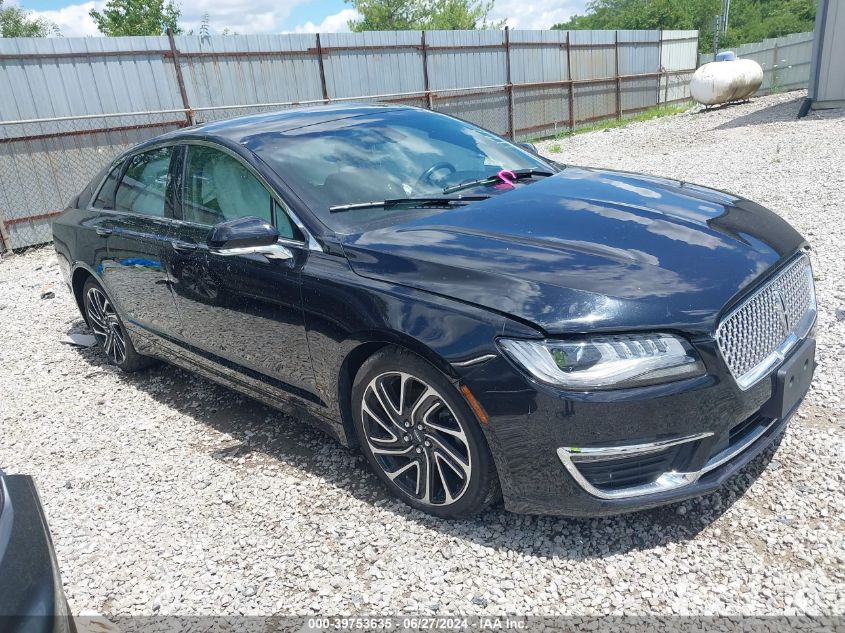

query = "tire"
[
  {"left": 352, "top": 346, "right": 501, "bottom": 519},
  {"left": 82, "top": 277, "right": 155, "bottom": 372}
]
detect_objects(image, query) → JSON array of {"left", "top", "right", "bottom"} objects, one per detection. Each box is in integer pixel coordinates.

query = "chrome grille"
[{"left": 716, "top": 254, "right": 816, "bottom": 389}]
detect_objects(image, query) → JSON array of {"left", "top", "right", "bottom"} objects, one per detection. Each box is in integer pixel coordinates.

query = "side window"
[
  {"left": 114, "top": 147, "right": 174, "bottom": 217},
  {"left": 92, "top": 162, "right": 124, "bottom": 209},
  {"left": 273, "top": 200, "right": 303, "bottom": 241},
  {"left": 182, "top": 146, "right": 273, "bottom": 226}
]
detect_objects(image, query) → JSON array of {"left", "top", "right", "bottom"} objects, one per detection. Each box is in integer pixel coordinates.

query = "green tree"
[
  {"left": 347, "top": 0, "right": 502, "bottom": 31},
  {"left": 1, "top": 0, "right": 59, "bottom": 37},
  {"left": 551, "top": 0, "right": 815, "bottom": 53},
  {"left": 90, "top": 0, "right": 182, "bottom": 36}
]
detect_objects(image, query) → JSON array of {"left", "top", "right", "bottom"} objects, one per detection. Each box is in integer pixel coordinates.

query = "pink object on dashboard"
[{"left": 495, "top": 169, "right": 517, "bottom": 189}]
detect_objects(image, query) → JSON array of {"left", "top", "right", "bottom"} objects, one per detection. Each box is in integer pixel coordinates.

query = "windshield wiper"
[
  {"left": 329, "top": 195, "right": 489, "bottom": 213},
  {"left": 442, "top": 169, "right": 555, "bottom": 195}
]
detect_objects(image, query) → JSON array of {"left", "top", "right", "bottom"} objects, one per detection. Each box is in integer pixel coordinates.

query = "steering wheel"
[{"left": 415, "top": 161, "right": 457, "bottom": 190}]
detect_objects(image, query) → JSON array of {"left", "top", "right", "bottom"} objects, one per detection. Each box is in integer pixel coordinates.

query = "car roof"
[{"left": 154, "top": 103, "right": 411, "bottom": 146}]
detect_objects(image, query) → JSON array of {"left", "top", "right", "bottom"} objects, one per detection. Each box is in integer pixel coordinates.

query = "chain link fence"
[{"left": 0, "top": 115, "right": 186, "bottom": 250}]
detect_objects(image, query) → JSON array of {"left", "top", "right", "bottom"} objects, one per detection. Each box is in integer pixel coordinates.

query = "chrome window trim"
[
  {"left": 715, "top": 253, "right": 816, "bottom": 390},
  {"left": 178, "top": 140, "right": 322, "bottom": 252},
  {"left": 87, "top": 139, "right": 323, "bottom": 253},
  {"left": 89, "top": 157, "right": 126, "bottom": 212},
  {"left": 87, "top": 141, "right": 182, "bottom": 218},
  {"left": 86, "top": 207, "right": 178, "bottom": 225}
]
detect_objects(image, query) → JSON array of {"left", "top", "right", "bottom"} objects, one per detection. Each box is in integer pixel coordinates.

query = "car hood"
[{"left": 340, "top": 166, "right": 806, "bottom": 335}]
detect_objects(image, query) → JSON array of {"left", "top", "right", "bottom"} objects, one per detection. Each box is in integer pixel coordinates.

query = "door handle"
[
  {"left": 95, "top": 227, "right": 113, "bottom": 237},
  {"left": 171, "top": 240, "right": 198, "bottom": 253}
]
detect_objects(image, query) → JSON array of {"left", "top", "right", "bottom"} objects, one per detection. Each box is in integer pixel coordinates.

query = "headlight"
[{"left": 498, "top": 332, "right": 705, "bottom": 390}]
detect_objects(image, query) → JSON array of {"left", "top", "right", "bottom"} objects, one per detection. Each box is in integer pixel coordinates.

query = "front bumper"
[{"left": 461, "top": 336, "right": 814, "bottom": 516}]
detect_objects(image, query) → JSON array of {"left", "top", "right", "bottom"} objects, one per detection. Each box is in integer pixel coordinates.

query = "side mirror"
[
  {"left": 520, "top": 142, "right": 538, "bottom": 154},
  {"left": 208, "top": 216, "right": 292, "bottom": 261},
  {"left": 208, "top": 216, "right": 279, "bottom": 249}
]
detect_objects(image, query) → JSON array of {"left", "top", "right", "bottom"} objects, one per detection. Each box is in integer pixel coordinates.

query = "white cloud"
[
  {"left": 489, "top": 0, "right": 583, "bottom": 29},
  {"left": 291, "top": 8, "right": 358, "bottom": 33},
  {"left": 177, "top": 0, "right": 295, "bottom": 36},
  {"left": 27, "top": 0, "right": 582, "bottom": 38},
  {"left": 29, "top": 2, "right": 104, "bottom": 37},
  {"left": 28, "top": 0, "right": 314, "bottom": 37}
]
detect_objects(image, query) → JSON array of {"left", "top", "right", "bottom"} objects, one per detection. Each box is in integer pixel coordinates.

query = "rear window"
[
  {"left": 91, "top": 163, "right": 123, "bottom": 210},
  {"left": 114, "top": 147, "right": 174, "bottom": 217}
]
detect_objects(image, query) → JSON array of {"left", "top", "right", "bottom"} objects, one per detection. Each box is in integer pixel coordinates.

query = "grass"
[{"left": 536, "top": 102, "right": 692, "bottom": 148}]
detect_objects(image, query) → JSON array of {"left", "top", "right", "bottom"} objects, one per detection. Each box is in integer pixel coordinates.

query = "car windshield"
[{"left": 246, "top": 108, "right": 557, "bottom": 232}]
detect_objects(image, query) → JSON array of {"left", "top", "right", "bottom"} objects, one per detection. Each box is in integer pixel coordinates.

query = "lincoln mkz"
[{"left": 53, "top": 105, "right": 817, "bottom": 518}]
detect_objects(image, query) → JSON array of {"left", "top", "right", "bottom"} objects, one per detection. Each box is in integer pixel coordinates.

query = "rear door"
[
  {"left": 97, "top": 145, "right": 182, "bottom": 337},
  {"left": 162, "top": 142, "right": 317, "bottom": 396}
]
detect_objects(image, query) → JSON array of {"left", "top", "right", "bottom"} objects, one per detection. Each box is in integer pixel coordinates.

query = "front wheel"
[
  {"left": 82, "top": 278, "right": 155, "bottom": 372},
  {"left": 352, "top": 347, "right": 500, "bottom": 519}
]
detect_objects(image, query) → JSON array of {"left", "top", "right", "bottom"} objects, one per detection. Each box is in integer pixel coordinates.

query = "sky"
[{"left": 12, "top": 0, "right": 588, "bottom": 37}]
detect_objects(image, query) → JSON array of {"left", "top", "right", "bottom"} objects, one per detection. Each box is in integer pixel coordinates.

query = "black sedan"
[{"left": 52, "top": 105, "right": 816, "bottom": 518}]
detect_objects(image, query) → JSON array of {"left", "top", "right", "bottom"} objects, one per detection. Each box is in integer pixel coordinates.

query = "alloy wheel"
[
  {"left": 361, "top": 371, "right": 472, "bottom": 506},
  {"left": 86, "top": 287, "right": 127, "bottom": 365}
]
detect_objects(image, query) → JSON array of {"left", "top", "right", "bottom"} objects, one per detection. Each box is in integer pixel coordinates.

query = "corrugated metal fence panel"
[
  {"left": 771, "top": 32, "right": 814, "bottom": 92},
  {"left": 176, "top": 33, "right": 323, "bottom": 122},
  {"left": 510, "top": 30, "right": 570, "bottom": 138},
  {"left": 659, "top": 30, "right": 697, "bottom": 103},
  {"left": 661, "top": 30, "right": 698, "bottom": 70},
  {"left": 509, "top": 30, "right": 568, "bottom": 83},
  {"left": 0, "top": 36, "right": 182, "bottom": 137},
  {"left": 323, "top": 31, "right": 425, "bottom": 102},
  {"left": 426, "top": 30, "right": 506, "bottom": 90},
  {"left": 618, "top": 30, "right": 660, "bottom": 114},
  {"left": 570, "top": 30, "right": 617, "bottom": 124},
  {"left": 699, "top": 32, "right": 813, "bottom": 96},
  {"left": 427, "top": 30, "right": 509, "bottom": 136}
]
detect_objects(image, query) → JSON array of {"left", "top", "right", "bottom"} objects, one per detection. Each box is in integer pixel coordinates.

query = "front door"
[
  {"left": 163, "top": 143, "right": 317, "bottom": 398},
  {"left": 97, "top": 145, "right": 182, "bottom": 338}
]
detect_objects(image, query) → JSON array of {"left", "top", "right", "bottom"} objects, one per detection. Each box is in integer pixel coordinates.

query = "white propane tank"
[{"left": 690, "top": 53, "right": 764, "bottom": 106}]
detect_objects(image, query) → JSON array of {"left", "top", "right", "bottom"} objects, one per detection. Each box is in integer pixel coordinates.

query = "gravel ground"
[{"left": 0, "top": 91, "right": 843, "bottom": 618}]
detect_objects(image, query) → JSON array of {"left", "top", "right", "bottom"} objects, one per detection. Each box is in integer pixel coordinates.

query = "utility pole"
[
  {"left": 713, "top": 15, "right": 720, "bottom": 56},
  {"left": 713, "top": 0, "right": 731, "bottom": 57},
  {"left": 721, "top": 0, "right": 731, "bottom": 32}
]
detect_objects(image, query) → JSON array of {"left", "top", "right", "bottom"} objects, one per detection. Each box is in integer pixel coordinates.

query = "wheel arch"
[
  {"left": 71, "top": 264, "right": 98, "bottom": 324},
  {"left": 336, "top": 332, "right": 460, "bottom": 449}
]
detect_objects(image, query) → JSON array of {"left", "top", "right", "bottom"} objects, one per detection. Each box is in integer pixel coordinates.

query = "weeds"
[{"left": 535, "top": 103, "right": 692, "bottom": 145}]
